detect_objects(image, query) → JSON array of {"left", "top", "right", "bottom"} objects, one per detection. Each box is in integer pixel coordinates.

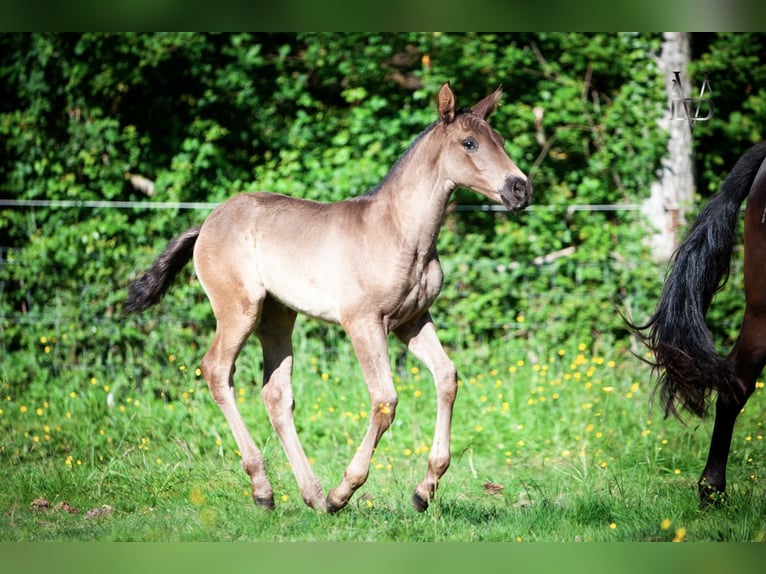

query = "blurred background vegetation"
[{"left": 1, "top": 33, "right": 766, "bottom": 393}]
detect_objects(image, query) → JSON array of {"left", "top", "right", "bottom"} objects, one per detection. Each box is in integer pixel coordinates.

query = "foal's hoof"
[
  {"left": 412, "top": 492, "right": 429, "bottom": 512},
  {"left": 253, "top": 495, "right": 275, "bottom": 511},
  {"left": 326, "top": 501, "right": 345, "bottom": 514}
]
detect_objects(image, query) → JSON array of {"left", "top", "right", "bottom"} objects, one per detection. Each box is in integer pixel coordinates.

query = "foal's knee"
[{"left": 372, "top": 395, "right": 398, "bottom": 428}]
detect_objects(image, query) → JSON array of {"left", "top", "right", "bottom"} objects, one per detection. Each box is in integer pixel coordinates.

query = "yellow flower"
[
  {"left": 189, "top": 487, "right": 206, "bottom": 506},
  {"left": 672, "top": 527, "right": 686, "bottom": 542},
  {"left": 609, "top": 522, "right": 617, "bottom": 530},
  {"left": 660, "top": 518, "right": 672, "bottom": 530}
]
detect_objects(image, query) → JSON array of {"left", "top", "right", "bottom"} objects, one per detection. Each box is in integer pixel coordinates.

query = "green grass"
[{"left": 1, "top": 332, "right": 765, "bottom": 541}]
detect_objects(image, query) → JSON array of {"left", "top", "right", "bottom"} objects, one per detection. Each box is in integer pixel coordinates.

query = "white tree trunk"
[{"left": 643, "top": 32, "right": 694, "bottom": 261}]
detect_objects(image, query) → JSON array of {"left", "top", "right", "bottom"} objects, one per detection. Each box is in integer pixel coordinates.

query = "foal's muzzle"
[{"left": 500, "top": 176, "right": 532, "bottom": 211}]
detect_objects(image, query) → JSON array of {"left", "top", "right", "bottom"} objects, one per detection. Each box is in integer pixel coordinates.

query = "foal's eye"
[{"left": 461, "top": 137, "right": 478, "bottom": 152}]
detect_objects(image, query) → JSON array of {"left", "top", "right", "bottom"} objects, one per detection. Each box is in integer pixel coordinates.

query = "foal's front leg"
[
  {"left": 326, "top": 320, "right": 397, "bottom": 512},
  {"left": 396, "top": 313, "right": 457, "bottom": 512}
]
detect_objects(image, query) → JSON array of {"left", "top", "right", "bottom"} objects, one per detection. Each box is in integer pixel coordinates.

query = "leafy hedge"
[{"left": 2, "top": 33, "right": 766, "bottom": 389}]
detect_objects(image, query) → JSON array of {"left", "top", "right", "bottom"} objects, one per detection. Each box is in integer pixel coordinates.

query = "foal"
[{"left": 126, "top": 82, "right": 532, "bottom": 512}]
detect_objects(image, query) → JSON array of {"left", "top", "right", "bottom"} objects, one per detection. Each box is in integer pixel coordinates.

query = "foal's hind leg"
[
  {"left": 199, "top": 283, "right": 274, "bottom": 508},
  {"left": 257, "top": 298, "right": 327, "bottom": 511},
  {"left": 395, "top": 313, "right": 457, "bottom": 512}
]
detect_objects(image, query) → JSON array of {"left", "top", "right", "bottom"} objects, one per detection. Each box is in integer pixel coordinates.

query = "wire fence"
[
  {"left": 0, "top": 198, "right": 660, "bottom": 335},
  {"left": 0, "top": 198, "right": 747, "bottom": 378},
  {"left": 0, "top": 197, "right": 643, "bottom": 213}
]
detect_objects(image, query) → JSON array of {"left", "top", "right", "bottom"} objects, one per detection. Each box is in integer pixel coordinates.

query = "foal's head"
[{"left": 434, "top": 82, "right": 532, "bottom": 211}]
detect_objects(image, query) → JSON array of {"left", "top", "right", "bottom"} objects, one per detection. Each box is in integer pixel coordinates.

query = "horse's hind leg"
[
  {"left": 699, "top": 314, "right": 763, "bottom": 506},
  {"left": 395, "top": 313, "right": 457, "bottom": 512},
  {"left": 257, "top": 298, "right": 327, "bottom": 512},
  {"left": 699, "top": 191, "right": 766, "bottom": 506}
]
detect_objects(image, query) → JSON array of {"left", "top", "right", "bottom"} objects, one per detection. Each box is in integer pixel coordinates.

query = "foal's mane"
[{"left": 364, "top": 108, "right": 476, "bottom": 197}]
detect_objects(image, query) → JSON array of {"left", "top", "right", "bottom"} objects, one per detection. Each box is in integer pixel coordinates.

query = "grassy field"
[{"left": 1, "top": 329, "right": 765, "bottom": 542}]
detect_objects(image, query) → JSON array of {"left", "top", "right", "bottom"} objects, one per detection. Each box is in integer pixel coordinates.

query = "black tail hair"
[
  {"left": 124, "top": 226, "right": 201, "bottom": 314},
  {"left": 637, "top": 141, "right": 766, "bottom": 418}
]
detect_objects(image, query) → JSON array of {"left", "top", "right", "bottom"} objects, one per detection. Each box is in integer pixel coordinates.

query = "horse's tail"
[
  {"left": 124, "top": 226, "right": 201, "bottom": 314},
  {"left": 640, "top": 141, "right": 766, "bottom": 419}
]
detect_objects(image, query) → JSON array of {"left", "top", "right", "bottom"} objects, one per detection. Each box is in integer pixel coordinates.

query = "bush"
[{"left": 2, "top": 33, "right": 766, "bottom": 384}]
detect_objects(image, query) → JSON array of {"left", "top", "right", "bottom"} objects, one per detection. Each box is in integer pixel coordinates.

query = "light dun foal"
[{"left": 125, "top": 82, "right": 532, "bottom": 513}]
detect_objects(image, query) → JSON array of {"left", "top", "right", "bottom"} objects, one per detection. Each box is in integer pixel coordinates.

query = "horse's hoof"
[
  {"left": 698, "top": 478, "right": 726, "bottom": 509},
  {"left": 412, "top": 492, "right": 429, "bottom": 512},
  {"left": 253, "top": 495, "right": 275, "bottom": 511}
]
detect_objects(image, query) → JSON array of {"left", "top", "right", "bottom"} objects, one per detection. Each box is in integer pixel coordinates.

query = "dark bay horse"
[
  {"left": 637, "top": 140, "right": 766, "bottom": 507},
  {"left": 125, "top": 83, "right": 532, "bottom": 513}
]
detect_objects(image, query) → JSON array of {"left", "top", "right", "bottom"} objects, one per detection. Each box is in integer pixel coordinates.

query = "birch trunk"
[{"left": 643, "top": 32, "right": 694, "bottom": 261}]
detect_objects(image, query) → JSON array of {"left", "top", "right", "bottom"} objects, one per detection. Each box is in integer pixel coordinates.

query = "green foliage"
[
  {"left": 1, "top": 32, "right": 765, "bottom": 393},
  {"left": 3, "top": 34, "right": 766, "bottom": 542}
]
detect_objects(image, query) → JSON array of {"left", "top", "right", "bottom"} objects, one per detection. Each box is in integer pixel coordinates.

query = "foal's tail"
[
  {"left": 124, "top": 226, "right": 201, "bottom": 314},
  {"left": 638, "top": 141, "right": 766, "bottom": 419}
]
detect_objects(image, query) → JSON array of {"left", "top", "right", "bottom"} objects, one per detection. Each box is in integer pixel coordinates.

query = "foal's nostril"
[{"left": 505, "top": 176, "right": 532, "bottom": 206}]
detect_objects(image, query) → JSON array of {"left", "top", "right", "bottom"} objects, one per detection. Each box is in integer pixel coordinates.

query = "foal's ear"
[
  {"left": 472, "top": 85, "right": 503, "bottom": 120},
  {"left": 437, "top": 82, "right": 456, "bottom": 123}
]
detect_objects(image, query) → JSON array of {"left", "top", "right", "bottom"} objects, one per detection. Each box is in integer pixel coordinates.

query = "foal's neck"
[{"left": 371, "top": 130, "right": 453, "bottom": 253}]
